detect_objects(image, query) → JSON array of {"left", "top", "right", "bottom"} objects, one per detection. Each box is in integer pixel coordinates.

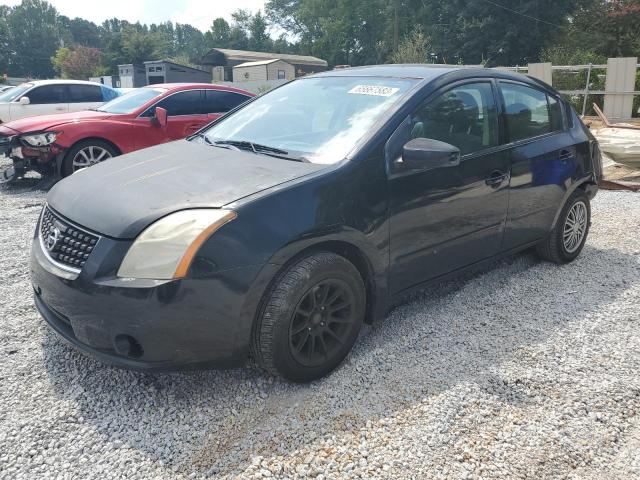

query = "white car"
[{"left": 0, "top": 80, "right": 120, "bottom": 123}]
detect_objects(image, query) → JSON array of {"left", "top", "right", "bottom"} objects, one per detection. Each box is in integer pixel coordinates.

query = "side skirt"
[{"left": 386, "top": 239, "right": 542, "bottom": 309}]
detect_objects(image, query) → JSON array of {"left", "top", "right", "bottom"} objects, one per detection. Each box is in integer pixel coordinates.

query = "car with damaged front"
[
  {"left": 31, "top": 65, "right": 602, "bottom": 382},
  {"left": 0, "top": 83, "right": 253, "bottom": 183}
]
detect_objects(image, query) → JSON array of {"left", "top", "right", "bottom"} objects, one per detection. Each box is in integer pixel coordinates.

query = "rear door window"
[
  {"left": 68, "top": 85, "right": 103, "bottom": 103},
  {"left": 25, "top": 85, "right": 67, "bottom": 104},
  {"left": 203, "top": 90, "right": 251, "bottom": 113},
  {"left": 500, "top": 83, "right": 564, "bottom": 142}
]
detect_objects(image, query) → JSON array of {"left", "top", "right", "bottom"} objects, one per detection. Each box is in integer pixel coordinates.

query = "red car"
[{"left": 0, "top": 83, "right": 253, "bottom": 183}]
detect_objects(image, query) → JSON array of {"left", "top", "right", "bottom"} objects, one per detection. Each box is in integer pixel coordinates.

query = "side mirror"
[
  {"left": 397, "top": 138, "right": 461, "bottom": 172},
  {"left": 19, "top": 96, "right": 30, "bottom": 105},
  {"left": 154, "top": 107, "right": 168, "bottom": 128}
]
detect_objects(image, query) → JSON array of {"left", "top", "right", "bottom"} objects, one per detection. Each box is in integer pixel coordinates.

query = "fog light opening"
[{"left": 113, "top": 334, "right": 143, "bottom": 359}]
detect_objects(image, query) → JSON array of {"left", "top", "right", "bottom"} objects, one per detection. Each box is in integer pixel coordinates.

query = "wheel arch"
[
  {"left": 550, "top": 176, "right": 596, "bottom": 230},
  {"left": 57, "top": 137, "right": 123, "bottom": 176},
  {"left": 253, "top": 239, "right": 388, "bottom": 330}
]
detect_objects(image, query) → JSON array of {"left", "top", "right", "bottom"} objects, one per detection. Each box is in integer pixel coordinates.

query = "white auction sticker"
[{"left": 348, "top": 85, "right": 400, "bottom": 97}]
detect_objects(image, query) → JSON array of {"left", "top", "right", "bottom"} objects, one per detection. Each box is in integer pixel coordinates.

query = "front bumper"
[{"left": 31, "top": 222, "right": 275, "bottom": 371}]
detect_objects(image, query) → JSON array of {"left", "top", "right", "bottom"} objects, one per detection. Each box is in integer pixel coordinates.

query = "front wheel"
[
  {"left": 536, "top": 189, "right": 591, "bottom": 264},
  {"left": 61, "top": 140, "right": 118, "bottom": 177},
  {"left": 252, "top": 252, "right": 366, "bottom": 382}
]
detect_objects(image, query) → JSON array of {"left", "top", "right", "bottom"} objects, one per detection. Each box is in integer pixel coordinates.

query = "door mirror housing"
[
  {"left": 153, "top": 107, "right": 168, "bottom": 127},
  {"left": 19, "top": 96, "right": 30, "bottom": 105},
  {"left": 398, "top": 138, "right": 461, "bottom": 172}
]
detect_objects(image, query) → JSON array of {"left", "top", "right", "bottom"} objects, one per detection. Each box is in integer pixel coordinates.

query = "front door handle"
[{"left": 485, "top": 170, "right": 508, "bottom": 188}]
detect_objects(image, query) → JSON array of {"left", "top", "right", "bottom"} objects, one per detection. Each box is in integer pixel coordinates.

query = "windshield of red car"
[
  {"left": 97, "top": 88, "right": 165, "bottom": 114},
  {"left": 199, "top": 76, "right": 417, "bottom": 164}
]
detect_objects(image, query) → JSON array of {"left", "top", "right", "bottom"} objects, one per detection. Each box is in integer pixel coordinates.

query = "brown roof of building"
[{"left": 204, "top": 48, "right": 328, "bottom": 67}]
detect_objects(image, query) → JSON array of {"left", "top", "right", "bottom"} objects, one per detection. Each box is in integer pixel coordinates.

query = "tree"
[
  {"left": 565, "top": 0, "right": 640, "bottom": 58},
  {"left": 121, "top": 27, "right": 169, "bottom": 65},
  {"left": 0, "top": 6, "right": 11, "bottom": 75},
  {"left": 174, "top": 23, "right": 207, "bottom": 62},
  {"left": 389, "top": 26, "right": 430, "bottom": 64},
  {"left": 51, "top": 45, "right": 102, "bottom": 79},
  {"left": 8, "top": 0, "right": 60, "bottom": 77},
  {"left": 248, "top": 11, "right": 272, "bottom": 51},
  {"left": 427, "top": 0, "right": 580, "bottom": 66},
  {"left": 206, "top": 18, "right": 231, "bottom": 47}
]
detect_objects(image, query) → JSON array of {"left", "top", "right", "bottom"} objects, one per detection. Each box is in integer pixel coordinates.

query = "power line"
[{"left": 479, "top": 0, "right": 564, "bottom": 28}]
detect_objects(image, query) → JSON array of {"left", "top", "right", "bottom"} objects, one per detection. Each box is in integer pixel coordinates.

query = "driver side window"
[{"left": 411, "top": 82, "right": 498, "bottom": 156}]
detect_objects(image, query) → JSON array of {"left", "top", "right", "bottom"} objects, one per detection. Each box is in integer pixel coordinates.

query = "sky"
[{"left": 0, "top": 0, "right": 269, "bottom": 32}]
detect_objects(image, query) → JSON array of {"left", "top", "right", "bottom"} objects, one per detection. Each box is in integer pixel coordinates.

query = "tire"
[
  {"left": 252, "top": 252, "right": 366, "bottom": 383},
  {"left": 536, "top": 189, "right": 591, "bottom": 264},
  {"left": 61, "top": 139, "right": 119, "bottom": 177}
]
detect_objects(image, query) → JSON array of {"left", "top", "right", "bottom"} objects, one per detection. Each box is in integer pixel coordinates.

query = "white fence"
[{"left": 498, "top": 58, "right": 640, "bottom": 120}]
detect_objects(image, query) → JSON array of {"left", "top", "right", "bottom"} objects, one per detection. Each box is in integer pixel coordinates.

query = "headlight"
[
  {"left": 117, "top": 209, "right": 237, "bottom": 280},
  {"left": 20, "top": 132, "right": 58, "bottom": 147}
]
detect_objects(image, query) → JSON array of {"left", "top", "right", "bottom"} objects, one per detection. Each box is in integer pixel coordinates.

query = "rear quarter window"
[{"left": 204, "top": 90, "right": 251, "bottom": 113}]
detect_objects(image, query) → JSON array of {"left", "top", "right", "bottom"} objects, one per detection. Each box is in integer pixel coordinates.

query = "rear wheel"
[
  {"left": 252, "top": 252, "right": 365, "bottom": 382},
  {"left": 62, "top": 140, "right": 118, "bottom": 177},
  {"left": 536, "top": 189, "right": 591, "bottom": 264}
]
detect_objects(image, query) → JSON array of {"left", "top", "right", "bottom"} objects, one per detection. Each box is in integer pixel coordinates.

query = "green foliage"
[
  {"left": 8, "top": 0, "right": 60, "bottom": 77},
  {"left": 51, "top": 45, "right": 102, "bottom": 79},
  {"left": 2, "top": 0, "right": 639, "bottom": 83},
  {"left": 389, "top": 26, "right": 430, "bottom": 64}
]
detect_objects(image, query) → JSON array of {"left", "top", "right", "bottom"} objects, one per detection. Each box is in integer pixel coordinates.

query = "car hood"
[
  {"left": 2, "top": 110, "right": 113, "bottom": 133},
  {"left": 47, "top": 140, "right": 325, "bottom": 239}
]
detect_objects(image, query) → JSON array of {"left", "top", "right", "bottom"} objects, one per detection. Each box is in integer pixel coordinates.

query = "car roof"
[
  {"left": 27, "top": 79, "right": 113, "bottom": 88},
  {"left": 314, "top": 64, "right": 469, "bottom": 80},
  {"left": 143, "top": 83, "right": 254, "bottom": 96},
  {"left": 311, "top": 64, "right": 553, "bottom": 91}
]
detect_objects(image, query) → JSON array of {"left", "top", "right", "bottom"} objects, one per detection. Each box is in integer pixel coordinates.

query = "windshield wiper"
[
  {"left": 214, "top": 140, "right": 288, "bottom": 155},
  {"left": 214, "top": 140, "right": 308, "bottom": 162}
]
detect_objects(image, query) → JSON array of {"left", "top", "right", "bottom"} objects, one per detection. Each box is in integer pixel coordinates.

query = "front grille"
[{"left": 40, "top": 206, "right": 100, "bottom": 271}]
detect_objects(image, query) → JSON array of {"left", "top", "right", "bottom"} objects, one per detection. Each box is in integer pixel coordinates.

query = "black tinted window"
[
  {"left": 501, "top": 83, "right": 552, "bottom": 142},
  {"left": 548, "top": 95, "right": 564, "bottom": 132},
  {"left": 410, "top": 82, "right": 498, "bottom": 156},
  {"left": 149, "top": 90, "right": 204, "bottom": 116},
  {"left": 25, "top": 85, "right": 66, "bottom": 104},
  {"left": 68, "top": 85, "right": 103, "bottom": 103},
  {"left": 203, "top": 90, "right": 250, "bottom": 113}
]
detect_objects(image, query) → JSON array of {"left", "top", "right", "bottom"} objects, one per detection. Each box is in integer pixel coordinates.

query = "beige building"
[{"left": 232, "top": 59, "right": 296, "bottom": 83}]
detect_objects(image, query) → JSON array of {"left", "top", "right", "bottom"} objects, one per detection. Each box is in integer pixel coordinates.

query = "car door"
[
  {"left": 498, "top": 81, "right": 576, "bottom": 250},
  {"left": 387, "top": 80, "right": 510, "bottom": 294},
  {"left": 132, "top": 90, "right": 208, "bottom": 150},
  {"left": 9, "top": 84, "right": 68, "bottom": 120},
  {"left": 67, "top": 84, "right": 104, "bottom": 113}
]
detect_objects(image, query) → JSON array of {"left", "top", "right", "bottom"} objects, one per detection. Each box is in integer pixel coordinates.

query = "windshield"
[
  {"left": 97, "top": 88, "right": 165, "bottom": 114},
  {"left": 0, "top": 83, "right": 32, "bottom": 103},
  {"left": 198, "top": 77, "right": 417, "bottom": 164}
]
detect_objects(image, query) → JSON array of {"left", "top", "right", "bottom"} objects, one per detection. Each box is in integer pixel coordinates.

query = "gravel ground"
[{"left": 1, "top": 169, "right": 639, "bottom": 479}]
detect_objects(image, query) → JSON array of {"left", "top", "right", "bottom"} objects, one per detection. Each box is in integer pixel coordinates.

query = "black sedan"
[{"left": 31, "top": 65, "right": 602, "bottom": 382}]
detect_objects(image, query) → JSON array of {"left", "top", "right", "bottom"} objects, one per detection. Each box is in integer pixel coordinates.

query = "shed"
[
  {"left": 118, "top": 64, "right": 146, "bottom": 88},
  {"left": 202, "top": 48, "right": 327, "bottom": 81},
  {"left": 143, "top": 60, "right": 211, "bottom": 85},
  {"left": 233, "top": 59, "right": 295, "bottom": 83}
]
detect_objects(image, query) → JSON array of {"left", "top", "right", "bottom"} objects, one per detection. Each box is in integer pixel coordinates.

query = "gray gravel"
[{"left": 1, "top": 169, "right": 639, "bottom": 479}]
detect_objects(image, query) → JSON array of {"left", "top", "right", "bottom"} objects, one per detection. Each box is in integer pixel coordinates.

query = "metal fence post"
[{"left": 581, "top": 63, "right": 593, "bottom": 117}]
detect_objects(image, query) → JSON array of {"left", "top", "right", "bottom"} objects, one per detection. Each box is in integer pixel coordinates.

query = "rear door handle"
[{"left": 485, "top": 170, "right": 508, "bottom": 188}]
